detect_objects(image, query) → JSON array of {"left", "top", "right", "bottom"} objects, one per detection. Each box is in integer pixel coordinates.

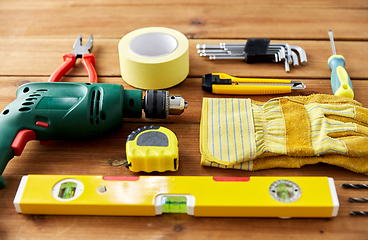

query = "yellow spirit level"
[
  {"left": 125, "top": 125, "right": 179, "bottom": 172},
  {"left": 14, "top": 175, "right": 339, "bottom": 218}
]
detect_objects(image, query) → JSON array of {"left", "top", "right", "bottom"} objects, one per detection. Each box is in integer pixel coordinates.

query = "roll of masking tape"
[{"left": 118, "top": 27, "right": 189, "bottom": 90}]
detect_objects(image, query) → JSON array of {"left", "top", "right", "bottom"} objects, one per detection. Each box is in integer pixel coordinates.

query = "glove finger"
[
  {"left": 310, "top": 113, "right": 364, "bottom": 155},
  {"left": 326, "top": 123, "right": 368, "bottom": 157},
  {"left": 326, "top": 105, "right": 368, "bottom": 128},
  {"left": 327, "top": 122, "right": 368, "bottom": 138},
  {"left": 342, "top": 135, "right": 368, "bottom": 157},
  {"left": 354, "top": 105, "right": 368, "bottom": 127},
  {"left": 307, "top": 103, "right": 354, "bottom": 119},
  {"left": 305, "top": 102, "right": 368, "bottom": 156},
  {"left": 285, "top": 94, "right": 362, "bottom": 106}
]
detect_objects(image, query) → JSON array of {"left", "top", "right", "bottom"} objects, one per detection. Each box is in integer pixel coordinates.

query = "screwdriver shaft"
[{"left": 328, "top": 30, "right": 337, "bottom": 55}]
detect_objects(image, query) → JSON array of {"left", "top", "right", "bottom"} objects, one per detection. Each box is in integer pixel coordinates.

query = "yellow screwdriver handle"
[
  {"left": 328, "top": 55, "right": 354, "bottom": 99},
  {"left": 327, "top": 31, "right": 354, "bottom": 99}
]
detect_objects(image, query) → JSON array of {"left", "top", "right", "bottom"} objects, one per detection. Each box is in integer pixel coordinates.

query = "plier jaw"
[
  {"left": 72, "top": 34, "right": 93, "bottom": 58},
  {"left": 48, "top": 34, "right": 97, "bottom": 83}
]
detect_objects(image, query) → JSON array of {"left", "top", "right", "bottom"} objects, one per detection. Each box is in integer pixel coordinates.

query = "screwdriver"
[{"left": 328, "top": 30, "right": 354, "bottom": 99}]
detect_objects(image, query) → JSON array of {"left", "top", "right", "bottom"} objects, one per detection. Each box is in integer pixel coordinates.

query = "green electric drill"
[{"left": 0, "top": 82, "right": 187, "bottom": 189}]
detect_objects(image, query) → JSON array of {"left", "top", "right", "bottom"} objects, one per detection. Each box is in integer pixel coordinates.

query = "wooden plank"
[
  {"left": 0, "top": 6, "right": 366, "bottom": 40},
  {"left": 1, "top": 0, "right": 368, "bottom": 9},
  {"left": 0, "top": 38, "right": 367, "bottom": 79},
  {"left": 0, "top": 38, "right": 120, "bottom": 78}
]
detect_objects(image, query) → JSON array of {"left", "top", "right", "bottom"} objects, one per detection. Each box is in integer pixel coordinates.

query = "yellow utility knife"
[{"left": 202, "top": 73, "right": 306, "bottom": 95}]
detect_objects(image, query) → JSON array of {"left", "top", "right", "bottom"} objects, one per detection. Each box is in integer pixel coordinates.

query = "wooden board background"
[{"left": 0, "top": 0, "right": 367, "bottom": 239}]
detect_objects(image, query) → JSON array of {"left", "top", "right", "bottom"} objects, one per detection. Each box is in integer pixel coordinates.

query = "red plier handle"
[
  {"left": 48, "top": 53, "right": 97, "bottom": 83},
  {"left": 81, "top": 53, "right": 97, "bottom": 83}
]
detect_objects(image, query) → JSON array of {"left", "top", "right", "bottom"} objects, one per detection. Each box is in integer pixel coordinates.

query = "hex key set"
[{"left": 197, "top": 38, "right": 307, "bottom": 72}]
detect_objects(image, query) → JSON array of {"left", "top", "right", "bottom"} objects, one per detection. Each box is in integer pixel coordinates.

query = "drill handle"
[
  {"left": 0, "top": 129, "right": 37, "bottom": 189},
  {"left": 0, "top": 149, "right": 14, "bottom": 189}
]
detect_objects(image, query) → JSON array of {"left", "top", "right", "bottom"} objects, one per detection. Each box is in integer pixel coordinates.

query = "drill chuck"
[{"left": 143, "top": 90, "right": 187, "bottom": 119}]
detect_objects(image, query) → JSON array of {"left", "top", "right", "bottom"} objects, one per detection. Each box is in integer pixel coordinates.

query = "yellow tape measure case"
[{"left": 125, "top": 126, "right": 179, "bottom": 172}]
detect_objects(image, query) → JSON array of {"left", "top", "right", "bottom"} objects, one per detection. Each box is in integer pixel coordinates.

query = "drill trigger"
[{"left": 11, "top": 130, "right": 36, "bottom": 156}]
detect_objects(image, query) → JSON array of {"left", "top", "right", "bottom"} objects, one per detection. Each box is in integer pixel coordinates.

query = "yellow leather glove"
[{"left": 200, "top": 94, "right": 368, "bottom": 174}]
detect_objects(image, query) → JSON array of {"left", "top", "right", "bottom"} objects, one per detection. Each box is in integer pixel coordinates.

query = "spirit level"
[{"left": 14, "top": 175, "right": 339, "bottom": 218}]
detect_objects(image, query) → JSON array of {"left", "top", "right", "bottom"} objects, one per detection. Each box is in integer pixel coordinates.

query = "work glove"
[{"left": 200, "top": 94, "right": 368, "bottom": 174}]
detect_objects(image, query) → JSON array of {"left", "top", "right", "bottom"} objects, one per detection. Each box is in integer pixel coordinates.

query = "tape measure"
[
  {"left": 14, "top": 175, "right": 339, "bottom": 218},
  {"left": 125, "top": 125, "right": 179, "bottom": 172}
]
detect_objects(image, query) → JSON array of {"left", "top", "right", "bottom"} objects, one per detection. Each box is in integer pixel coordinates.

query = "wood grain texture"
[
  {"left": 1, "top": 0, "right": 368, "bottom": 8},
  {"left": 0, "top": 3, "right": 367, "bottom": 40},
  {"left": 0, "top": 38, "right": 367, "bottom": 79},
  {"left": 0, "top": 0, "right": 368, "bottom": 239}
]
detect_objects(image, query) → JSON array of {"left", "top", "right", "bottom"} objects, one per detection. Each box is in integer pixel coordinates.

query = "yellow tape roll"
[{"left": 118, "top": 27, "right": 189, "bottom": 90}]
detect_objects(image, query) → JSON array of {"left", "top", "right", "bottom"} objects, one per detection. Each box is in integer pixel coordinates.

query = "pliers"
[{"left": 48, "top": 34, "right": 97, "bottom": 83}]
